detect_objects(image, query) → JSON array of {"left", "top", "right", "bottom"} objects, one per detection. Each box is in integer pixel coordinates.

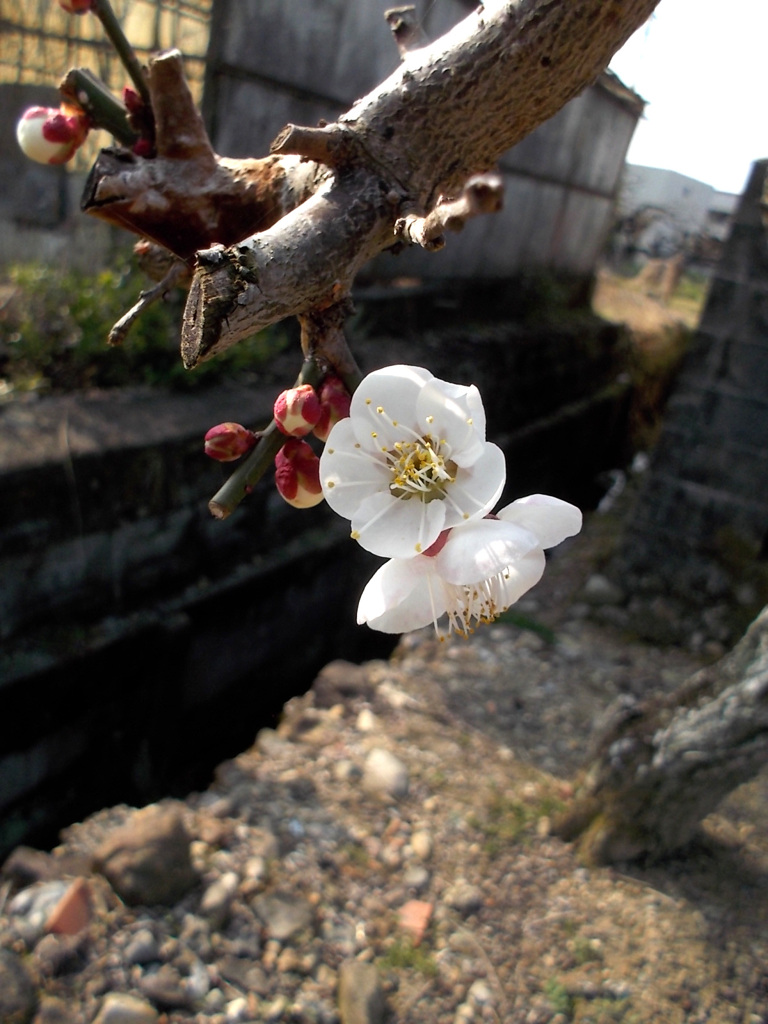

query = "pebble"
[
  {"left": 124, "top": 928, "right": 160, "bottom": 966},
  {"left": 95, "top": 805, "right": 198, "bottom": 906},
  {"left": 444, "top": 882, "right": 484, "bottom": 916},
  {"left": 91, "top": 993, "right": 159, "bottom": 1024},
  {"left": 410, "top": 829, "right": 433, "bottom": 860},
  {"left": 362, "top": 748, "right": 410, "bottom": 800},
  {"left": 199, "top": 871, "right": 240, "bottom": 928},
  {"left": 253, "top": 892, "right": 315, "bottom": 942},
  {"left": 337, "top": 960, "right": 386, "bottom": 1024}
]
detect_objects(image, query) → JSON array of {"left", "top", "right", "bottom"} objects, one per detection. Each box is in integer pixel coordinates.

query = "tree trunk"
[{"left": 553, "top": 606, "right": 768, "bottom": 864}]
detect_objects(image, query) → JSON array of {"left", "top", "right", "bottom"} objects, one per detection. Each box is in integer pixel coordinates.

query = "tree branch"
[
  {"left": 395, "top": 172, "right": 503, "bottom": 251},
  {"left": 82, "top": 50, "right": 329, "bottom": 261},
  {"left": 179, "top": 0, "right": 658, "bottom": 365}
]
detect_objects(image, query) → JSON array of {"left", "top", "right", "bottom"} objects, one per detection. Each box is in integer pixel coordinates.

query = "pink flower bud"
[
  {"left": 59, "top": 0, "right": 95, "bottom": 11},
  {"left": 16, "top": 105, "right": 89, "bottom": 165},
  {"left": 122, "top": 86, "right": 145, "bottom": 116},
  {"left": 204, "top": 422, "right": 258, "bottom": 462},
  {"left": 274, "top": 384, "right": 322, "bottom": 437},
  {"left": 312, "top": 375, "right": 351, "bottom": 441},
  {"left": 275, "top": 439, "right": 324, "bottom": 508}
]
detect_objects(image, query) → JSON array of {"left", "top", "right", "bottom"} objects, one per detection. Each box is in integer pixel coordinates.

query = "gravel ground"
[{"left": 2, "top": 505, "right": 768, "bottom": 1024}]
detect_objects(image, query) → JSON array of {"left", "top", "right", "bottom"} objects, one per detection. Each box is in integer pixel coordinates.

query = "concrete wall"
[{"left": 610, "top": 160, "right": 768, "bottom": 646}]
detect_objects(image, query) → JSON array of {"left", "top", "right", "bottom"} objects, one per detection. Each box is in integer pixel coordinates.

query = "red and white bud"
[
  {"left": 273, "top": 383, "right": 322, "bottom": 437},
  {"left": 312, "top": 375, "right": 351, "bottom": 441},
  {"left": 58, "top": 0, "right": 96, "bottom": 11},
  {"left": 275, "top": 439, "right": 324, "bottom": 508},
  {"left": 16, "top": 105, "right": 89, "bottom": 166},
  {"left": 204, "top": 422, "right": 258, "bottom": 462}
]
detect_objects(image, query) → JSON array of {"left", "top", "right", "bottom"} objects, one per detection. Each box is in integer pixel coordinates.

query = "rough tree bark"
[{"left": 553, "top": 605, "right": 768, "bottom": 864}]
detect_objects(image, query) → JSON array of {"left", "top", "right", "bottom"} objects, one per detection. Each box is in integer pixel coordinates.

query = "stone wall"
[
  {"left": 610, "top": 160, "right": 768, "bottom": 646},
  {"left": 0, "top": 298, "right": 630, "bottom": 857}
]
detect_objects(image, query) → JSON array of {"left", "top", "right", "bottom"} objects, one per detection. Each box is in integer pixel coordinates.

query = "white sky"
[{"left": 608, "top": 0, "right": 767, "bottom": 196}]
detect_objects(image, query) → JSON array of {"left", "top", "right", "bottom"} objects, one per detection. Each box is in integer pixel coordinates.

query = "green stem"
[
  {"left": 59, "top": 69, "right": 137, "bottom": 147},
  {"left": 208, "top": 357, "right": 325, "bottom": 520},
  {"left": 92, "top": 0, "right": 151, "bottom": 107}
]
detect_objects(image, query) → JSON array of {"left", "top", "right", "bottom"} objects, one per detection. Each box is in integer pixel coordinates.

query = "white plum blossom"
[
  {"left": 319, "top": 365, "right": 505, "bottom": 558},
  {"left": 357, "top": 494, "right": 582, "bottom": 636}
]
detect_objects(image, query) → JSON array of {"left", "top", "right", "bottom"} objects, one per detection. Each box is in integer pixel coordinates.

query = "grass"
[
  {"left": 467, "top": 785, "right": 566, "bottom": 857},
  {"left": 379, "top": 937, "right": 438, "bottom": 977}
]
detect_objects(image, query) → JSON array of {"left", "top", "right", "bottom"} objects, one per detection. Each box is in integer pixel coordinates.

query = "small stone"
[
  {"left": 468, "top": 979, "right": 493, "bottom": 1005},
  {"left": 397, "top": 900, "right": 433, "bottom": 945},
  {"left": 581, "top": 574, "right": 624, "bottom": 606},
  {"left": 8, "top": 880, "right": 69, "bottom": 937},
  {"left": 410, "top": 829, "right": 433, "bottom": 860},
  {"left": 138, "top": 965, "right": 193, "bottom": 1010},
  {"left": 91, "top": 993, "right": 159, "bottom": 1024},
  {"left": 124, "top": 928, "right": 160, "bottom": 965},
  {"left": 356, "top": 708, "right": 378, "bottom": 732},
  {"left": 362, "top": 748, "right": 409, "bottom": 800},
  {"left": 333, "top": 759, "right": 362, "bottom": 782},
  {"left": 403, "top": 864, "right": 430, "bottom": 891},
  {"left": 95, "top": 804, "right": 198, "bottom": 906},
  {"left": 45, "top": 877, "right": 91, "bottom": 936},
  {"left": 199, "top": 871, "right": 239, "bottom": 929},
  {"left": 444, "top": 881, "right": 484, "bottom": 916},
  {"left": 338, "top": 960, "right": 386, "bottom": 1024},
  {"left": 33, "top": 933, "right": 85, "bottom": 977},
  {"left": 0, "top": 948, "right": 37, "bottom": 1024},
  {"left": 31, "top": 995, "right": 80, "bottom": 1024},
  {"left": 224, "top": 996, "right": 249, "bottom": 1022},
  {"left": 254, "top": 891, "right": 315, "bottom": 942}
]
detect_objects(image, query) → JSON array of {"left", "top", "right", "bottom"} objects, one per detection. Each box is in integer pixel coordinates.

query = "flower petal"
[
  {"left": 435, "top": 518, "right": 540, "bottom": 585},
  {"left": 320, "top": 418, "right": 389, "bottom": 517},
  {"left": 416, "top": 378, "right": 486, "bottom": 466},
  {"left": 498, "top": 494, "right": 582, "bottom": 548},
  {"left": 348, "top": 365, "right": 433, "bottom": 450},
  {"left": 357, "top": 558, "right": 441, "bottom": 633},
  {"left": 351, "top": 491, "right": 446, "bottom": 558},
  {"left": 443, "top": 442, "right": 506, "bottom": 527},
  {"left": 494, "top": 548, "right": 547, "bottom": 606}
]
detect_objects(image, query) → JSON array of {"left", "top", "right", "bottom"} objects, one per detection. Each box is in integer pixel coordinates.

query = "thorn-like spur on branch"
[
  {"left": 385, "top": 6, "right": 427, "bottom": 56},
  {"left": 82, "top": 50, "right": 328, "bottom": 261},
  {"left": 182, "top": 0, "right": 659, "bottom": 359},
  {"left": 270, "top": 123, "right": 365, "bottom": 170},
  {"left": 395, "top": 173, "right": 503, "bottom": 250},
  {"left": 108, "top": 259, "right": 191, "bottom": 346}
]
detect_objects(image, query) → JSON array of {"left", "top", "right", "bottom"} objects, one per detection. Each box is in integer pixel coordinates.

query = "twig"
[
  {"left": 108, "top": 260, "right": 191, "bottom": 346},
  {"left": 59, "top": 68, "right": 137, "bottom": 147},
  {"left": 395, "top": 173, "right": 504, "bottom": 250},
  {"left": 92, "top": 0, "right": 151, "bottom": 107}
]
